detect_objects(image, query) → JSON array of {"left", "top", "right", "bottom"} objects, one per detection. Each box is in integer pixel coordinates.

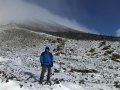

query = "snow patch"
[
  {"left": 0, "top": 57, "right": 9, "bottom": 62},
  {"left": 0, "top": 80, "right": 28, "bottom": 90}
]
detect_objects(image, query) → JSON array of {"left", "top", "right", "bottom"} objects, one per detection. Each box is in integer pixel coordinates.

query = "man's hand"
[
  {"left": 50, "top": 62, "right": 53, "bottom": 67},
  {"left": 41, "top": 62, "right": 44, "bottom": 66}
]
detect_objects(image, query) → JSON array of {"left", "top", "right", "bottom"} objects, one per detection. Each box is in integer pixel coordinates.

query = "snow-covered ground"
[{"left": 0, "top": 28, "right": 120, "bottom": 90}]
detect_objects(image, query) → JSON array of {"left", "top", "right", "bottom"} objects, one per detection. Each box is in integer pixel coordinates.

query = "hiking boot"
[
  {"left": 45, "top": 81, "right": 52, "bottom": 86},
  {"left": 39, "top": 77, "right": 43, "bottom": 84},
  {"left": 39, "top": 80, "right": 43, "bottom": 84}
]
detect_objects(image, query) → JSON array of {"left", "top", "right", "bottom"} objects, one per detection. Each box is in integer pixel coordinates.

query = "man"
[{"left": 39, "top": 46, "right": 53, "bottom": 84}]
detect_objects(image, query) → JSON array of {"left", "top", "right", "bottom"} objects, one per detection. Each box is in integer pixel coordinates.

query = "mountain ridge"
[{"left": 0, "top": 22, "right": 119, "bottom": 41}]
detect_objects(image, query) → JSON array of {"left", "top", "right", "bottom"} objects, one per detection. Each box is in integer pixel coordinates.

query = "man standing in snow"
[{"left": 39, "top": 46, "right": 53, "bottom": 84}]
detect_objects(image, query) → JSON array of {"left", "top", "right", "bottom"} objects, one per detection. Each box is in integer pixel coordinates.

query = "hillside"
[
  {"left": 0, "top": 27, "right": 120, "bottom": 90},
  {"left": 0, "top": 23, "right": 119, "bottom": 41}
]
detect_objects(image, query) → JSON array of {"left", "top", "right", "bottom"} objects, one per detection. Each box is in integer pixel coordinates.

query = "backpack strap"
[{"left": 41, "top": 52, "right": 45, "bottom": 56}]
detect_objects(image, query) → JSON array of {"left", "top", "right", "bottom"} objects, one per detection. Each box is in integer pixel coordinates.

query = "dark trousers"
[{"left": 40, "top": 66, "right": 51, "bottom": 82}]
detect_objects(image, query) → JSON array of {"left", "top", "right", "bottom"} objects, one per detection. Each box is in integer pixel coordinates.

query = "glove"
[
  {"left": 50, "top": 62, "right": 53, "bottom": 67},
  {"left": 41, "top": 62, "right": 44, "bottom": 67}
]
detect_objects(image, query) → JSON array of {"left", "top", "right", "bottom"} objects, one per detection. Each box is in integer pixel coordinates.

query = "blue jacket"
[{"left": 40, "top": 51, "right": 53, "bottom": 66}]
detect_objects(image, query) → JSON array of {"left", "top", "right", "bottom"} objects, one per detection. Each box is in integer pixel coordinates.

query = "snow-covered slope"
[
  {"left": 1, "top": 22, "right": 119, "bottom": 41},
  {"left": 0, "top": 27, "right": 120, "bottom": 90}
]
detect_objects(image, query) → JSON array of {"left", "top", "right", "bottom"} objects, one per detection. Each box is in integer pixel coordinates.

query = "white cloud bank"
[
  {"left": 0, "top": 0, "right": 98, "bottom": 34},
  {"left": 116, "top": 29, "right": 120, "bottom": 36}
]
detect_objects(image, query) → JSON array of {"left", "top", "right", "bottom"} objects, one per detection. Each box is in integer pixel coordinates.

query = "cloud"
[
  {"left": 116, "top": 29, "right": 120, "bottom": 36},
  {"left": 0, "top": 0, "right": 98, "bottom": 34}
]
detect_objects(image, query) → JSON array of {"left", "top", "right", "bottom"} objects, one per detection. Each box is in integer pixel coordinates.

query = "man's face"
[{"left": 45, "top": 48, "right": 49, "bottom": 52}]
